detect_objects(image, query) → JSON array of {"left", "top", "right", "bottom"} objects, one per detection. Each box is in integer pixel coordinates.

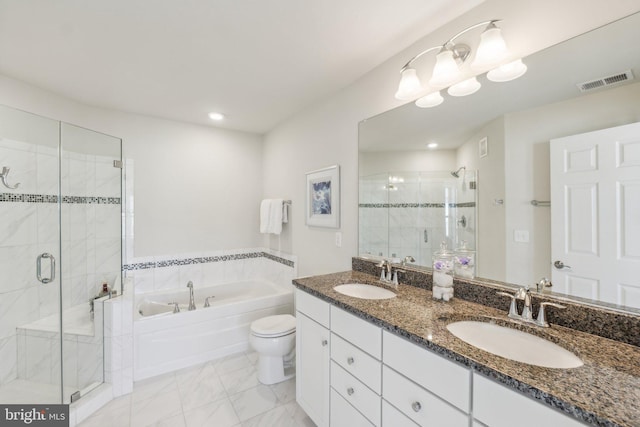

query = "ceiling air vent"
[{"left": 577, "top": 70, "right": 634, "bottom": 92}]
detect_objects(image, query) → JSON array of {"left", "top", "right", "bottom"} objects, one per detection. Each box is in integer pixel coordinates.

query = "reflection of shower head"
[{"left": 451, "top": 166, "right": 466, "bottom": 178}]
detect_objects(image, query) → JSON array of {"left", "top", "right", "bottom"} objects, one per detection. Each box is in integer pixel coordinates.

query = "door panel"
[{"left": 551, "top": 122, "right": 640, "bottom": 308}]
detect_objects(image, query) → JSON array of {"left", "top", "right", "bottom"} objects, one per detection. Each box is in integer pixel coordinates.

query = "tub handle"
[
  {"left": 204, "top": 296, "right": 216, "bottom": 308},
  {"left": 168, "top": 302, "right": 180, "bottom": 313}
]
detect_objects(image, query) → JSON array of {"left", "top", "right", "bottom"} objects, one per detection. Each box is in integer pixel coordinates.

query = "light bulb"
[
  {"left": 429, "top": 49, "right": 462, "bottom": 87},
  {"left": 471, "top": 23, "right": 508, "bottom": 71},
  {"left": 447, "top": 77, "right": 481, "bottom": 97},
  {"left": 415, "top": 91, "right": 444, "bottom": 108},
  {"left": 487, "top": 59, "right": 528, "bottom": 82},
  {"left": 395, "top": 68, "right": 422, "bottom": 100}
]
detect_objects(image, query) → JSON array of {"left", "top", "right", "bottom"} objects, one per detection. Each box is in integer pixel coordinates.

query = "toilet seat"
[{"left": 251, "top": 314, "right": 296, "bottom": 338}]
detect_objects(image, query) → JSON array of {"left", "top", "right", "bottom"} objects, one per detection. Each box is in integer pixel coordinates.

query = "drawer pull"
[
  {"left": 412, "top": 401, "right": 422, "bottom": 412},
  {"left": 347, "top": 387, "right": 355, "bottom": 396},
  {"left": 321, "top": 339, "right": 328, "bottom": 346},
  {"left": 347, "top": 357, "right": 354, "bottom": 365}
]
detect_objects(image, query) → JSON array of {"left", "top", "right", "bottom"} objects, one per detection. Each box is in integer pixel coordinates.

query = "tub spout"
[{"left": 187, "top": 281, "right": 196, "bottom": 311}]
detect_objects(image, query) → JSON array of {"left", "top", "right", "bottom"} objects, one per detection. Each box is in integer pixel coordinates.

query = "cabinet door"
[
  {"left": 296, "top": 312, "right": 330, "bottom": 427},
  {"left": 331, "top": 390, "right": 375, "bottom": 427}
]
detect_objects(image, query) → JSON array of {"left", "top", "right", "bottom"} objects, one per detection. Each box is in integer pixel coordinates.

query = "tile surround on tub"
[
  {"left": 352, "top": 257, "right": 640, "bottom": 347},
  {"left": 124, "top": 250, "right": 294, "bottom": 271}
]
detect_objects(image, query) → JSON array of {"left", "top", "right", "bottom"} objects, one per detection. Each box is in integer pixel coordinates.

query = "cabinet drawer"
[
  {"left": 331, "top": 390, "right": 375, "bottom": 427},
  {"left": 331, "top": 361, "right": 381, "bottom": 427},
  {"left": 296, "top": 289, "right": 330, "bottom": 328},
  {"left": 473, "top": 373, "right": 586, "bottom": 427},
  {"left": 383, "top": 331, "right": 470, "bottom": 412},
  {"left": 331, "top": 306, "right": 381, "bottom": 358},
  {"left": 382, "top": 366, "right": 469, "bottom": 427},
  {"left": 382, "top": 400, "right": 419, "bottom": 427},
  {"left": 331, "top": 333, "right": 381, "bottom": 394}
]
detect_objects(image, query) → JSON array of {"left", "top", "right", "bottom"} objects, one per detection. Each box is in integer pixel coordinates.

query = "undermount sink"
[
  {"left": 447, "top": 321, "right": 583, "bottom": 369},
  {"left": 333, "top": 284, "right": 396, "bottom": 300}
]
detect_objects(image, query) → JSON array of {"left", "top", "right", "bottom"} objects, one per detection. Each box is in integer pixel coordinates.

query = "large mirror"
[{"left": 359, "top": 11, "right": 640, "bottom": 311}]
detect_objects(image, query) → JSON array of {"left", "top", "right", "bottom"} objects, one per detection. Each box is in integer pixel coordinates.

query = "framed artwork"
[
  {"left": 479, "top": 137, "right": 488, "bottom": 158},
  {"left": 305, "top": 165, "right": 340, "bottom": 228}
]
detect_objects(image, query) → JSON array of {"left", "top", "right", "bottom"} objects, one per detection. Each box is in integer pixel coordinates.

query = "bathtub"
[{"left": 133, "top": 280, "right": 294, "bottom": 380}]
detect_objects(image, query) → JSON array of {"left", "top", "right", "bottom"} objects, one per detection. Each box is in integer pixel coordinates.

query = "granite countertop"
[{"left": 293, "top": 270, "right": 640, "bottom": 427}]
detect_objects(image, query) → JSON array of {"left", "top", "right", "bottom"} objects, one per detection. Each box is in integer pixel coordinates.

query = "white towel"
[{"left": 260, "top": 199, "right": 285, "bottom": 234}]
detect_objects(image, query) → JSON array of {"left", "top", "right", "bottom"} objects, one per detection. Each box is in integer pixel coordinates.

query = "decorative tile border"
[
  {"left": 359, "top": 202, "right": 475, "bottom": 208},
  {"left": 124, "top": 251, "right": 294, "bottom": 271},
  {"left": 0, "top": 192, "right": 121, "bottom": 205}
]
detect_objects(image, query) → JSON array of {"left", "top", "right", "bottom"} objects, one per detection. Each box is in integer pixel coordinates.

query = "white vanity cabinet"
[
  {"left": 473, "top": 373, "right": 586, "bottom": 427},
  {"left": 295, "top": 289, "right": 585, "bottom": 427},
  {"left": 296, "top": 290, "right": 331, "bottom": 427}
]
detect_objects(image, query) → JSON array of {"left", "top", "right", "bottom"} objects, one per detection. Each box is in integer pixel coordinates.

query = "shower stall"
[
  {"left": 359, "top": 170, "right": 477, "bottom": 266},
  {"left": 0, "top": 105, "right": 122, "bottom": 404}
]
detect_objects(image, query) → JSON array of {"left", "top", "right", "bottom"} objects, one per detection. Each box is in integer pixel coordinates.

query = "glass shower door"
[
  {"left": 0, "top": 105, "right": 63, "bottom": 403},
  {"left": 60, "top": 123, "right": 122, "bottom": 403}
]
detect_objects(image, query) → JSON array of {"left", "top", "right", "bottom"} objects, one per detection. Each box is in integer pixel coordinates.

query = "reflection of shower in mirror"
[{"left": 451, "top": 166, "right": 466, "bottom": 178}]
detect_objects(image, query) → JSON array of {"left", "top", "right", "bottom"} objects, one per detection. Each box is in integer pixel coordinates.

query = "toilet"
[{"left": 249, "top": 314, "right": 296, "bottom": 385}]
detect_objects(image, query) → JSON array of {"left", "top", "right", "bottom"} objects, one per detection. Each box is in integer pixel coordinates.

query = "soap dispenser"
[{"left": 432, "top": 241, "right": 454, "bottom": 301}]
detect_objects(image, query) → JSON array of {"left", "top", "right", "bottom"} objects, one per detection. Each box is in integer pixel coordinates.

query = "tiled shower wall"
[
  {"left": 359, "top": 172, "right": 477, "bottom": 266},
  {"left": 0, "top": 135, "right": 121, "bottom": 388}
]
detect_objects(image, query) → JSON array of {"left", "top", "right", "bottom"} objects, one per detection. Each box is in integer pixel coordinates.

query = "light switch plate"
[{"left": 514, "top": 229, "right": 530, "bottom": 243}]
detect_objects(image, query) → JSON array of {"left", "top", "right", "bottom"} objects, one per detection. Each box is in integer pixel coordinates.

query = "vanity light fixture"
[
  {"left": 394, "top": 20, "right": 526, "bottom": 107},
  {"left": 208, "top": 112, "right": 225, "bottom": 121}
]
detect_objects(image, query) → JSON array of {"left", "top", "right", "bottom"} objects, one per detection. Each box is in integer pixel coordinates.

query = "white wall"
[
  {"left": 263, "top": 0, "right": 640, "bottom": 277},
  {"left": 457, "top": 117, "right": 505, "bottom": 280},
  {"left": 0, "top": 74, "right": 264, "bottom": 257},
  {"left": 359, "top": 150, "right": 456, "bottom": 177}
]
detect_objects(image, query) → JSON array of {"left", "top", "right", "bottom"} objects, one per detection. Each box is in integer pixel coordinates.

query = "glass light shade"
[
  {"left": 429, "top": 49, "right": 462, "bottom": 87},
  {"left": 395, "top": 68, "right": 422, "bottom": 100},
  {"left": 487, "top": 59, "right": 528, "bottom": 82},
  {"left": 471, "top": 25, "right": 508, "bottom": 70},
  {"left": 415, "top": 91, "right": 444, "bottom": 108},
  {"left": 447, "top": 77, "right": 481, "bottom": 97}
]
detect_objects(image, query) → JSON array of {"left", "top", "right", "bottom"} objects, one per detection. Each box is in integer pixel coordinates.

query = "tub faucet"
[{"left": 187, "top": 281, "right": 196, "bottom": 311}]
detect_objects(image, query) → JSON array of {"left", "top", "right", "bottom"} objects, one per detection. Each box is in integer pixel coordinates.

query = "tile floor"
[{"left": 79, "top": 350, "right": 315, "bottom": 427}]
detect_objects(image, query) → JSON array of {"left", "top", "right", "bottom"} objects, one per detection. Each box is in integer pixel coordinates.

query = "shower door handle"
[
  {"left": 37, "top": 253, "right": 56, "bottom": 284},
  {"left": 423, "top": 229, "right": 428, "bottom": 243}
]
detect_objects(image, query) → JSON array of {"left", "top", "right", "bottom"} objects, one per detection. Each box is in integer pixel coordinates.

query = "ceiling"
[{"left": 0, "top": 0, "right": 483, "bottom": 134}]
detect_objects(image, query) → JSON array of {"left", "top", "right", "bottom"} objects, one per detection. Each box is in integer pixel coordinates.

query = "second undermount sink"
[
  {"left": 333, "top": 284, "right": 396, "bottom": 300},
  {"left": 447, "top": 321, "right": 583, "bottom": 369}
]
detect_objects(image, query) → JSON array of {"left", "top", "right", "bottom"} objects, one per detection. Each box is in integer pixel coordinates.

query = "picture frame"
[
  {"left": 479, "top": 137, "right": 488, "bottom": 158},
  {"left": 305, "top": 165, "right": 340, "bottom": 228}
]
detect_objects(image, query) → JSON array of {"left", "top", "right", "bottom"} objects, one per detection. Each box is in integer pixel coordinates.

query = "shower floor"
[{"left": 0, "top": 379, "right": 77, "bottom": 404}]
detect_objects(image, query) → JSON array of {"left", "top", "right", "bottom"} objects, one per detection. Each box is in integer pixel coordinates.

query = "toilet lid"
[{"left": 251, "top": 314, "right": 296, "bottom": 337}]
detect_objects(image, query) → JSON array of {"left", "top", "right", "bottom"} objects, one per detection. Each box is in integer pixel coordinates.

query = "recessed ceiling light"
[
  {"left": 427, "top": 142, "right": 438, "bottom": 149},
  {"left": 208, "top": 112, "right": 225, "bottom": 121}
]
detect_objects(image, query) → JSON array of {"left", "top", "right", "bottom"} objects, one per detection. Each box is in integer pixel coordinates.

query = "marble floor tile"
[
  {"left": 130, "top": 388, "right": 183, "bottom": 427},
  {"left": 76, "top": 351, "right": 307, "bottom": 427},
  {"left": 229, "top": 384, "right": 279, "bottom": 422},
  {"left": 183, "top": 399, "right": 240, "bottom": 427},
  {"left": 219, "top": 365, "right": 259, "bottom": 395}
]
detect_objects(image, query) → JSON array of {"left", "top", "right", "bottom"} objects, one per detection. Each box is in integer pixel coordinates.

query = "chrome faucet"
[
  {"left": 187, "top": 281, "right": 196, "bottom": 311},
  {"left": 377, "top": 259, "right": 392, "bottom": 282},
  {"left": 377, "top": 259, "right": 403, "bottom": 288},
  {"left": 497, "top": 286, "right": 566, "bottom": 327}
]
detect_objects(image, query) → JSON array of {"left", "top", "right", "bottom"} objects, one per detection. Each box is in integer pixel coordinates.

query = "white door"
[{"left": 550, "top": 122, "right": 640, "bottom": 308}]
